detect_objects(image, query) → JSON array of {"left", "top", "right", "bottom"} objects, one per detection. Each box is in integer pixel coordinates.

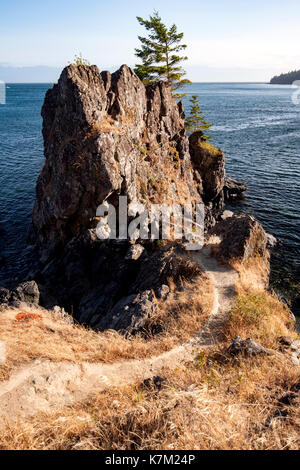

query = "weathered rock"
[
  {"left": 211, "top": 214, "right": 268, "bottom": 262},
  {"left": 221, "top": 210, "right": 234, "bottom": 220},
  {"left": 142, "top": 376, "right": 167, "bottom": 391},
  {"left": 52, "top": 306, "right": 74, "bottom": 324},
  {"left": 125, "top": 244, "right": 145, "bottom": 261},
  {"left": 33, "top": 64, "right": 201, "bottom": 260},
  {"left": 266, "top": 233, "right": 277, "bottom": 248},
  {"left": 157, "top": 284, "right": 170, "bottom": 299},
  {"left": 0, "top": 287, "right": 10, "bottom": 305},
  {"left": 29, "top": 64, "right": 250, "bottom": 331},
  {"left": 95, "top": 289, "right": 157, "bottom": 333},
  {"left": 228, "top": 337, "right": 270, "bottom": 357},
  {"left": 11, "top": 281, "right": 40, "bottom": 306},
  {"left": 223, "top": 177, "right": 248, "bottom": 201},
  {"left": 189, "top": 131, "right": 225, "bottom": 203},
  {"left": 35, "top": 232, "right": 199, "bottom": 332}
]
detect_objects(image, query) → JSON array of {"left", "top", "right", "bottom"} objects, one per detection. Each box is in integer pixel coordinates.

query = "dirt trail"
[{"left": 0, "top": 246, "right": 238, "bottom": 423}]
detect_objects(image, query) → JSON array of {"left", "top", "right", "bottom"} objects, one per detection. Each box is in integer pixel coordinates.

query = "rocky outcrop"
[
  {"left": 29, "top": 64, "right": 258, "bottom": 331},
  {"left": 0, "top": 281, "right": 40, "bottom": 310},
  {"left": 189, "top": 131, "right": 225, "bottom": 227},
  {"left": 33, "top": 64, "right": 204, "bottom": 261},
  {"left": 36, "top": 235, "right": 201, "bottom": 333},
  {"left": 189, "top": 131, "right": 225, "bottom": 203},
  {"left": 223, "top": 177, "right": 248, "bottom": 201},
  {"left": 228, "top": 337, "right": 270, "bottom": 357},
  {"left": 210, "top": 214, "right": 268, "bottom": 262}
]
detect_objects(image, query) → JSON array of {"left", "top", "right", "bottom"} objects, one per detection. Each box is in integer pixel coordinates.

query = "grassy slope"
[{"left": 0, "top": 255, "right": 299, "bottom": 450}]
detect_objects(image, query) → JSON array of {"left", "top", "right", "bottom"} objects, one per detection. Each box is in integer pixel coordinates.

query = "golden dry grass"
[
  {"left": 231, "top": 255, "right": 270, "bottom": 292},
  {"left": 227, "top": 254, "right": 298, "bottom": 348},
  {"left": 0, "top": 253, "right": 298, "bottom": 451},
  {"left": 199, "top": 140, "right": 220, "bottom": 156},
  {"left": 0, "top": 267, "right": 213, "bottom": 383},
  {"left": 0, "top": 345, "right": 298, "bottom": 450}
]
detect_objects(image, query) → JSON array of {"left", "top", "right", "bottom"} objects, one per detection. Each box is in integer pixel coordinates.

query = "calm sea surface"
[{"left": 0, "top": 82, "right": 299, "bottom": 308}]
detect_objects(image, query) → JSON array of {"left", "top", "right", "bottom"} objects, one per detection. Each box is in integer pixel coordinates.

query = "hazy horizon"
[
  {"left": 0, "top": 65, "right": 276, "bottom": 84},
  {"left": 0, "top": 65, "right": 296, "bottom": 84},
  {"left": 1, "top": 0, "right": 300, "bottom": 83}
]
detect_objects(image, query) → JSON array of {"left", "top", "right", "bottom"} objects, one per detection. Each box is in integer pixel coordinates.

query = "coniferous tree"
[
  {"left": 185, "top": 95, "right": 211, "bottom": 140},
  {"left": 134, "top": 11, "right": 191, "bottom": 95}
]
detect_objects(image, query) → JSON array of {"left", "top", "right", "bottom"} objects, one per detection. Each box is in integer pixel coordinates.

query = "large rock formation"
[
  {"left": 30, "top": 64, "right": 234, "bottom": 330},
  {"left": 33, "top": 64, "right": 203, "bottom": 260}
]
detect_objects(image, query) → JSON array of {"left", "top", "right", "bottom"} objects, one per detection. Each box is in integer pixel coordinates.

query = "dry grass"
[
  {"left": 0, "top": 345, "right": 298, "bottom": 450},
  {"left": 199, "top": 140, "right": 220, "bottom": 156},
  {"left": 88, "top": 116, "right": 122, "bottom": 136},
  {"left": 0, "top": 266, "right": 213, "bottom": 382},
  {"left": 0, "top": 252, "right": 298, "bottom": 451},
  {"left": 227, "top": 290, "right": 297, "bottom": 348},
  {"left": 227, "top": 254, "right": 298, "bottom": 348},
  {"left": 231, "top": 255, "right": 270, "bottom": 291}
]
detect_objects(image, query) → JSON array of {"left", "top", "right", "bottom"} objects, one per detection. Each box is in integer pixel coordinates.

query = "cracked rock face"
[
  {"left": 33, "top": 64, "right": 203, "bottom": 260},
  {"left": 30, "top": 64, "right": 229, "bottom": 331},
  {"left": 211, "top": 214, "right": 268, "bottom": 262},
  {"left": 0, "top": 281, "right": 40, "bottom": 309},
  {"left": 189, "top": 131, "right": 225, "bottom": 204}
]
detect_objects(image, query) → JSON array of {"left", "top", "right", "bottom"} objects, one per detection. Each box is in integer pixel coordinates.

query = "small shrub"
[
  {"left": 231, "top": 294, "right": 266, "bottom": 328},
  {"left": 70, "top": 53, "right": 90, "bottom": 66},
  {"left": 199, "top": 140, "right": 220, "bottom": 156}
]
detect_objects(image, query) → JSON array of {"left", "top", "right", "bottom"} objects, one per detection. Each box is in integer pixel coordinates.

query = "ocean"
[{"left": 0, "top": 82, "right": 299, "bottom": 310}]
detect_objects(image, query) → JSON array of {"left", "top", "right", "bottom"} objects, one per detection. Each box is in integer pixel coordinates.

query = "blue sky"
[{"left": 1, "top": 0, "right": 300, "bottom": 81}]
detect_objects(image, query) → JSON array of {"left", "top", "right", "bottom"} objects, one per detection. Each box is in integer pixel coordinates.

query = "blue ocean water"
[
  {"left": 0, "top": 84, "right": 48, "bottom": 285},
  {"left": 184, "top": 83, "right": 300, "bottom": 300},
  {"left": 0, "top": 83, "right": 299, "bottom": 301}
]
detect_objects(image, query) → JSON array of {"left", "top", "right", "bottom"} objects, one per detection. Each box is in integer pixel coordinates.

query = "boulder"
[
  {"left": 125, "top": 244, "right": 145, "bottom": 261},
  {"left": 211, "top": 214, "right": 268, "bottom": 262},
  {"left": 221, "top": 210, "right": 234, "bottom": 220},
  {"left": 266, "top": 233, "right": 277, "bottom": 248},
  {"left": 11, "top": 281, "right": 40, "bottom": 306},
  {"left": 228, "top": 337, "right": 270, "bottom": 357},
  {"left": 223, "top": 177, "right": 248, "bottom": 201},
  {"left": 0, "top": 287, "right": 10, "bottom": 305},
  {"left": 142, "top": 376, "right": 167, "bottom": 391},
  {"left": 95, "top": 290, "right": 158, "bottom": 333}
]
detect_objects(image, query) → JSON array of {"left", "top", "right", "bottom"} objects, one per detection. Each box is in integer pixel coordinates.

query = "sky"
[{"left": 1, "top": 0, "right": 300, "bottom": 82}]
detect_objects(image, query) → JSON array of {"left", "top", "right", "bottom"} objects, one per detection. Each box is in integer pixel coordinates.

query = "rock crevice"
[{"left": 26, "top": 64, "right": 248, "bottom": 330}]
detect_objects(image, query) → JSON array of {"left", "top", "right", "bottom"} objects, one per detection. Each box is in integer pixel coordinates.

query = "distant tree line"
[{"left": 270, "top": 70, "right": 300, "bottom": 85}]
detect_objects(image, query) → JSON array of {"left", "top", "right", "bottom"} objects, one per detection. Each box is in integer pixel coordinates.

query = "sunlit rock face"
[{"left": 33, "top": 64, "right": 203, "bottom": 259}]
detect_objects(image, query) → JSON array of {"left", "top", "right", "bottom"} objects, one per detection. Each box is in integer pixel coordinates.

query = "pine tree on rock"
[
  {"left": 134, "top": 11, "right": 191, "bottom": 96},
  {"left": 186, "top": 95, "right": 212, "bottom": 140}
]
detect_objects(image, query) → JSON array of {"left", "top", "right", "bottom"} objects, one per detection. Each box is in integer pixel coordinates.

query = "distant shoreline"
[
  {"left": 5, "top": 81, "right": 270, "bottom": 85},
  {"left": 270, "top": 70, "right": 300, "bottom": 85}
]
